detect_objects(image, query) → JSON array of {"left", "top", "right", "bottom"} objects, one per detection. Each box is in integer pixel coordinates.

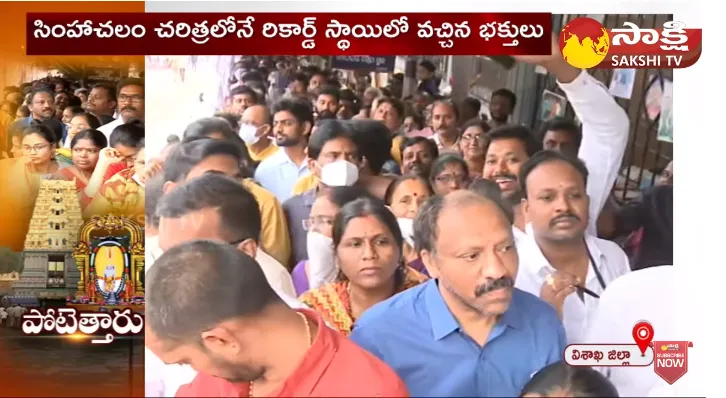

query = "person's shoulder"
[
  {"left": 511, "top": 288, "right": 560, "bottom": 325},
  {"left": 282, "top": 190, "right": 305, "bottom": 209},
  {"left": 242, "top": 178, "right": 278, "bottom": 204},
  {"left": 332, "top": 333, "right": 409, "bottom": 396},
  {"left": 175, "top": 373, "right": 234, "bottom": 397},
  {"left": 356, "top": 281, "right": 429, "bottom": 328}
]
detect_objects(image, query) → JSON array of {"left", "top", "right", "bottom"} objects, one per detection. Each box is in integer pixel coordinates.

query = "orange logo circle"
[{"left": 559, "top": 17, "right": 610, "bottom": 69}]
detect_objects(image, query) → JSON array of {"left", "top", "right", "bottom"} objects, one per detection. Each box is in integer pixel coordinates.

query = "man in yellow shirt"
[
  {"left": 240, "top": 104, "right": 279, "bottom": 162},
  {"left": 162, "top": 138, "right": 292, "bottom": 268}
]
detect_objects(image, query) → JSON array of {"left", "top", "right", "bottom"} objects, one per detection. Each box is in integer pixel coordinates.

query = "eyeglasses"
[
  {"left": 302, "top": 216, "right": 335, "bottom": 231},
  {"left": 118, "top": 94, "right": 144, "bottom": 103},
  {"left": 461, "top": 134, "right": 487, "bottom": 142},
  {"left": 435, "top": 174, "right": 469, "bottom": 184},
  {"left": 22, "top": 144, "right": 50, "bottom": 153}
]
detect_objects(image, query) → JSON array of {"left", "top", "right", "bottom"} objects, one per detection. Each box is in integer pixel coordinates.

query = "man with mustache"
[
  {"left": 429, "top": 100, "right": 460, "bottom": 153},
  {"left": 8, "top": 88, "right": 66, "bottom": 145},
  {"left": 98, "top": 78, "right": 145, "bottom": 143},
  {"left": 350, "top": 190, "right": 565, "bottom": 397},
  {"left": 483, "top": 36, "right": 629, "bottom": 244},
  {"left": 400, "top": 136, "right": 438, "bottom": 178},
  {"left": 515, "top": 150, "right": 630, "bottom": 344}
]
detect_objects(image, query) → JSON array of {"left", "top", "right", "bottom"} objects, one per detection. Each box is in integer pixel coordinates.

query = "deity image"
[{"left": 92, "top": 241, "right": 127, "bottom": 305}]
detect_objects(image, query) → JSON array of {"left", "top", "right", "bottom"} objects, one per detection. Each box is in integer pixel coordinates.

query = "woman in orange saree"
[
  {"left": 52, "top": 128, "right": 109, "bottom": 211},
  {"left": 299, "top": 197, "right": 427, "bottom": 336},
  {"left": 84, "top": 137, "right": 145, "bottom": 221}
]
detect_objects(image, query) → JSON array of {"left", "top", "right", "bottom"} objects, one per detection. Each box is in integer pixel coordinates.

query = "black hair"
[
  {"left": 375, "top": 97, "right": 405, "bottom": 121},
  {"left": 400, "top": 136, "right": 439, "bottom": 162},
  {"left": 67, "top": 95, "right": 82, "bottom": 107},
  {"left": 403, "top": 105, "right": 425, "bottom": 131},
  {"left": 317, "top": 185, "right": 375, "bottom": 209},
  {"left": 271, "top": 98, "right": 314, "bottom": 127},
  {"left": 28, "top": 88, "right": 54, "bottom": 105},
  {"left": 22, "top": 123, "right": 57, "bottom": 145},
  {"left": 315, "top": 110, "right": 337, "bottom": 123},
  {"left": 117, "top": 78, "right": 145, "bottom": 96},
  {"left": 230, "top": 85, "right": 259, "bottom": 104},
  {"left": 332, "top": 197, "right": 405, "bottom": 286},
  {"left": 163, "top": 139, "right": 242, "bottom": 183},
  {"left": 316, "top": 85, "right": 341, "bottom": 103},
  {"left": 468, "top": 179, "right": 514, "bottom": 225},
  {"left": 538, "top": 116, "right": 583, "bottom": 150},
  {"left": 292, "top": 72, "right": 310, "bottom": 87},
  {"left": 213, "top": 112, "right": 241, "bottom": 132},
  {"left": 384, "top": 174, "right": 433, "bottom": 205},
  {"left": 144, "top": 174, "right": 165, "bottom": 229},
  {"left": 345, "top": 119, "right": 393, "bottom": 174},
  {"left": 158, "top": 173, "right": 261, "bottom": 243},
  {"left": 70, "top": 129, "right": 108, "bottom": 149},
  {"left": 429, "top": 153, "right": 469, "bottom": 184},
  {"left": 521, "top": 362, "right": 619, "bottom": 397},
  {"left": 308, "top": 119, "right": 357, "bottom": 160},
  {"left": 241, "top": 71, "right": 265, "bottom": 84},
  {"left": 339, "top": 88, "right": 358, "bottom": 103},
  {"left": 109, "top": 119, "right": 144, "bottom": 148},
  {"left": 488, "top": 124, "right": 541, "bottom": 157},
  {"left": 519, "top": 150, "right": 589, "bottom": 199},
  {"left": 431, "top": 100, "right": 460, "bottom": 121},
  {"left": 492, "top": 88, "right": 517, "bottom": 110},
  {"left": 65, "top": 105, "right": 85, "bottom": 118},
  {"left": 418, "top": 60, "right": 436, "bottom": 73},
  {"left": 91, "top": 83, "right": 117, "bottom": 101},
  {"left": 30, "top": 118, "right": 63, "bottom": 144},
  {"left": 182, "top": 117, "right": 255, "bottom": 177},
  {"left": 146, "top": 240, "right": 281, "bottom": 345},
  {"left": 461, "top": 97, "right": 482, "bottom": 116},
  {"left": 461, "top": 118, "right": 491, "bottom": 134},
  {"left": 71, "top": 112, "right": 101, "bottom": 130}
]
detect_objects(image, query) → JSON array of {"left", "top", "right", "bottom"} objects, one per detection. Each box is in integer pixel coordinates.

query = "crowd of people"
[
  {"left": 0, "top": 72, "right": 147, "bottom": 224},
  {"left": 144, "top": 43, "right": 674, "bottom": 398},
  {"left": 0, "top": 305, "right": 26, "bottom": 328}
]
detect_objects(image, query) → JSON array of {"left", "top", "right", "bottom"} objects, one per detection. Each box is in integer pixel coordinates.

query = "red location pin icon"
[{"left": 632, "top": 321, "right": 654, "bottom": 356}]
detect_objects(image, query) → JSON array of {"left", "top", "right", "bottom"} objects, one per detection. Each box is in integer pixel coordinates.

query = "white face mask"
[
  {"left": 239, "top": 123, "right": 260, "bottom": 145},
  {"left": 396, "top": 218, "right": 415, "bottom": 247},
  {"left": 306, "top": 231, "right": 337, "bottom": 289},
  {"left": 320, "top": 160, "right": 359, "bottom": 187}
]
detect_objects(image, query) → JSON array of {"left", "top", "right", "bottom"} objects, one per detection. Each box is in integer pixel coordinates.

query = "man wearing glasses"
[{"left": 98, "top": 78, "right": 145, "bottom": 143}]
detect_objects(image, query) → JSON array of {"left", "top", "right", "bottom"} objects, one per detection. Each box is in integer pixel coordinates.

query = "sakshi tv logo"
[{"left": 559, "top": 17, "right": 702, "bottom": 69}]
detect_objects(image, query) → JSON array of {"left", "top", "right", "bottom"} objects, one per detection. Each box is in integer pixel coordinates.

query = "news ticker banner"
[
  {"left": 24, "top": 13, "right": 702, "bottom": 69},
  {"left": 21, "top": 308, "right": 144, "bottom": 344},
  {"left": 565, "top": 321, "right": 694, "bottom": 385}
]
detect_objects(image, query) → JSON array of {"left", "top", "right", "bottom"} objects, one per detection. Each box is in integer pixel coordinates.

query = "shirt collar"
[
  {"left": 271, "top": 148, "right": 308, "bottom": 171},
  {"left": 424, "top": 279, "right": 522, "bottom": 342},
  {"left": 522, "top": 224, "right": 607, "bottom": 284}
]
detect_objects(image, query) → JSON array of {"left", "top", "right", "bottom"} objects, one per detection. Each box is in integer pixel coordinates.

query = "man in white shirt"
[
  {"left": 515, "top": 150, "right": 630, "bottom": 343},
  {"left": 483, "top": 37, "right": 629, "bottom": 239},
  {"left": 98, "top": 78, "right": 145, "bottom": 143},
  {"left": 584, "top": 266, "right": 700, "bottom": 397}
]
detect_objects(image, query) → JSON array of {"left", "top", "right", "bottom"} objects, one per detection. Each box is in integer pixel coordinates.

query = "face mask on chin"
[
  {"left": 320, "top": 160, "right": 359, "bottom": 187},
  {"left": 239, "top": 123, "right": 260, "bottom": 145},
  {"left": 306, "top": 231, "right": 337, "bottom": 289}
]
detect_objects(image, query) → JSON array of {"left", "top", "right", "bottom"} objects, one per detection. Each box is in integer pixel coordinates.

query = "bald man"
[{"left": 241, "top": 104, "right": 278, "bottom": 162}]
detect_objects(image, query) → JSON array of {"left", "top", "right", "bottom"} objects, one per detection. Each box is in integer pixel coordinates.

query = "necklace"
[{"left": 248, "top": 312, "right": 312, "bottom": 397}]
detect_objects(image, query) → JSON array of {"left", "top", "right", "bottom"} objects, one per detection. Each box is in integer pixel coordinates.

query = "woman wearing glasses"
[
  {"left": 459, "top": 119, "right": 491, "bottom": 181},
  {"left": 299, "top": 197, "right": 427, "bottom": 336},
  {"left": 429, "top": 153, "right": 471, "bottom": 196}
]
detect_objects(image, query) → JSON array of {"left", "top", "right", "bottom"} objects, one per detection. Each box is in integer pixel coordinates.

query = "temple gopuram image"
[
  {"left": 13, "top": 179, "right": 84, "bottom": 300},
  {"left": 11, "top": 179, "right": 145, "bottom": 309}
]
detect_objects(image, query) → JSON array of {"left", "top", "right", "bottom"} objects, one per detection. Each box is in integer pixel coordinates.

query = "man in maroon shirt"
[{"left": 146, "top": 239, "right": 408, "bottom": 398}]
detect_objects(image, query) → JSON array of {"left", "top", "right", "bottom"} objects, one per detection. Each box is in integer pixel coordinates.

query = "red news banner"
[{"left": 26, "top": 12, "right": 553, "bottom": 56}]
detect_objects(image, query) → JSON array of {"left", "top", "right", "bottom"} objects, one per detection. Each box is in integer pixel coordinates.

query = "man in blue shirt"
[
  {"left": 350, "top": 190, "right": 566, "bottom": 397},
  {"left": 9, "top": 88, "right": 66, "bottom": 143}
]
